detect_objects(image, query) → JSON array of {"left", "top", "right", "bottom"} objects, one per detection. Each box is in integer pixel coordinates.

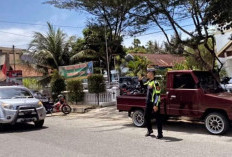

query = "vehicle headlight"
[
  {"left": 38, "top": 101, "right": 43, "bottom": 107},
  {"left": 2, "top": 103, "right": 14, "bottom": 110}
]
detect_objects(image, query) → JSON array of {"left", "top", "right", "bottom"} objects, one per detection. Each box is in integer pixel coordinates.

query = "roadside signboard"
[
  {"left": 59, "top": 61, "right": 93, "bottom": 79},
  {"left": 6, "top": 70, "right": 23, "bottom": 85}
]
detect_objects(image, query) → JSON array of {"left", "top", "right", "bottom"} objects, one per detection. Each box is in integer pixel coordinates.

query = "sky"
[
  {"left": 0, "top": 0, "right": 177, "bottom": 49},
  {"left": 0, "top": 0, "right": 228, "bottom": 51},
  {"left": 0, "top": 0, "right": 89, "bottom": 49}
]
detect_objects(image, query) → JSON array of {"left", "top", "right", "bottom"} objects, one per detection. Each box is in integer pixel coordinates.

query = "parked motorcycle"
[{"left": 47, "top": 95, "right": 72, "bottom": 114}]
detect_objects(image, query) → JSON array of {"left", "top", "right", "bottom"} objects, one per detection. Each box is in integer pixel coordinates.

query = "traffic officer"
[{"left": 144, "top": 68, "right": 163, "bottom": 139}]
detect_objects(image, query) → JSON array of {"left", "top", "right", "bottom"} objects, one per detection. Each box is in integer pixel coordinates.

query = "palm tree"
[
  {"left": 29, "top": 22, "right": 75, "bottom": 70},
  {"left": 127, "top": 56, "right": 151, "bottom": 76}
]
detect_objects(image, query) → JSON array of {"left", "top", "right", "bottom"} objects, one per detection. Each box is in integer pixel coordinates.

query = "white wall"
[{"left": 224, "top": 57, "right": 232, "bottom": 77}]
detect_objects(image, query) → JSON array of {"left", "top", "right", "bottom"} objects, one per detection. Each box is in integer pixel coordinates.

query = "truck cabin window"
[
  {"left": 193, "top": 71, "right": 224, "bottom": 93},
  {"left": 173, "top": 74, "right": 196, "bottom": 89}
]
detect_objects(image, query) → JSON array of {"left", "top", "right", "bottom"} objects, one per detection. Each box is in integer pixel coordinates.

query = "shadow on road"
[
  {"left": 122, "top": 120, "right": 232, "bottom": 136},
  {"left": 0, "top": 123, "right": 48, "bottom": 134},
  {"left": 150, "top": 135, "right": 183, "bottom": 142},
  {"left": 161, "top": 136, "right": 183, "bottom": 142},
  {"left": 162, "top": 120, "right": 232, "bottom": 136}
]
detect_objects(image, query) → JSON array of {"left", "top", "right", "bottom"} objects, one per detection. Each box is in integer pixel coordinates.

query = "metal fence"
[{"left": 84, "top": 87, "right": 119, "bottom": 105}]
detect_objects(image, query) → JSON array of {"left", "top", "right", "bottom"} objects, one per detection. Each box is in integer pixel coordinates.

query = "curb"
[{"left": 71, "top": 106, "right": 95, "bottom": 113}]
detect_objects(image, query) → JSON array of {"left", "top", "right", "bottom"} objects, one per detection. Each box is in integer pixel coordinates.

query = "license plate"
[{"left": 23, "top": 111, "right": 32, "bottom": 115}]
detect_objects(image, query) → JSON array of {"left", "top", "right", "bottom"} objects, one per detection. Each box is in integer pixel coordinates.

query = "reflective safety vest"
[{"left": 144, "top": 80, "right": 161, "bottom": 106}]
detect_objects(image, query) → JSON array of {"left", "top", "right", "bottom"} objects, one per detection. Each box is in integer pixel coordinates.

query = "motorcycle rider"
[{"left": 58, "top": 94, "right": 65, "bottom": 104}]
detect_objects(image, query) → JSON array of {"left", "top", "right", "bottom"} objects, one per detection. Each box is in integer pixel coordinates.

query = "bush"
[
  {"left": 51, "top": 70, "right": 66, "bottom": 101},
  {"left": 88, "top": 74, "right": 105, "bottom": 105},
  {"left": 67, "top": 80, "right": 84, "bottom": 104},
  {"left": 23, "top": 78, "right": 42, "bottom": 90}
]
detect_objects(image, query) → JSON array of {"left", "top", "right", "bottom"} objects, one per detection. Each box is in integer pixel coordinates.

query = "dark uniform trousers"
[{"left": 145, "top": 102, "right": 162, "bottom": 135}]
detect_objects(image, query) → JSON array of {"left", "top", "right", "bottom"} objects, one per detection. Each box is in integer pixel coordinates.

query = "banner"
[
  {"left": 6, "top": 70, "right": 23, "bottom": 85},
  {"left": 59, "top": 61, "right": 93, "bottom": 79}
]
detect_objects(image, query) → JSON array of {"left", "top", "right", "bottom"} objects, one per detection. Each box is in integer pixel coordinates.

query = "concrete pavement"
[{"left": 0, "top": 106, "right": 232, "bottom": 157}]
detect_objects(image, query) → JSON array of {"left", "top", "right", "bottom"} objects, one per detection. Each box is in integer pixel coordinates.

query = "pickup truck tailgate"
[{"left": 117, "top": 95, "right": 146, "bottom": 112}]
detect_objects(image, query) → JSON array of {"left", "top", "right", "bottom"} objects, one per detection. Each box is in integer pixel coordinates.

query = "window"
[
  {"left": 0, "top": 88, "right": 33, "bottom": 99},
  {"left": 173, "top": 74, "right": 196, "bottom": 89}
]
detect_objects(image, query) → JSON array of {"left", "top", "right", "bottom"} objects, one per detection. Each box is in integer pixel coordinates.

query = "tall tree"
[
  {"left": 46, "top": 0, "right": 143, "bottom": 80},
  {"left": 133, "top": 38, "right": 141, "bottom": 48},
  {"left": 205, "top": 0, "right": 232, "bottom": 33},
  {"left": 71, "top": 25, "right": 125, "bottom": 73},
  {"left": 163, "top": 34, "right": 184, "bottom": 54},
  {"left": 133, "top": 0, "right": 226, "bottom": 77},
  {"left": 29, "top": 22, "right": 75, "bottom": 71},
  {"left": 146, "top": 40, "right": 165, "bottom": 54}
]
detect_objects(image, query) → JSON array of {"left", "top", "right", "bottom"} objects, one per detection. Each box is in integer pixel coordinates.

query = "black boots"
[
  {"left": 145, "top": 130, "right": 153, "bottom": 136},
  {"left": 156, "top": 134, "right": 163, "bottom": 139}
]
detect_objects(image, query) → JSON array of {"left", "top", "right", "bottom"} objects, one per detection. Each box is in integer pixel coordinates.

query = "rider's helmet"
[
  {"left": 58, "top": 94, "right": 65, "bottom": 100},
  {"left": 58, "top": 94, "right": 64, "bottom": 98},
  {"left": 57, "top": 94, "right": 65, "bottom": 103}
]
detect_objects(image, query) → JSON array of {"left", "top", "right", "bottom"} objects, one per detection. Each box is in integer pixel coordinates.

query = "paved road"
[{"left": 1, "top": 106, "right": 232, "bottom": 157}]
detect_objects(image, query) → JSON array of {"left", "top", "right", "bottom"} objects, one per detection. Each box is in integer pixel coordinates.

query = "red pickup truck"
[{"left": 117, "top": 70, "right": 232, "bottom": 135}]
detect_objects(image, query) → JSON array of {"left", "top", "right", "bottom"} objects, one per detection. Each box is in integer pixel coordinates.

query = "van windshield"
[
  {"left": 193, "top": 71, "right": 224, "bottom": 93},
  {"left": 0, "top": 88, "right": 33, "bottom": 99}
]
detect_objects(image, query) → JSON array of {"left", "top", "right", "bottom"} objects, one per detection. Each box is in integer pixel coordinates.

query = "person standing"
[{"left": 144, "top": 68, "right": 163, "bottom": 139}]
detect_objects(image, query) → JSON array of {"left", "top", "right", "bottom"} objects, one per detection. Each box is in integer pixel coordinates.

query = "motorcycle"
[{"left": 47, "top": 95, "right": 72, "bottom": 114}]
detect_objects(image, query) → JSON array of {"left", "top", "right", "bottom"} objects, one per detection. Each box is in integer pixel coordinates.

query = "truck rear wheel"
[
  {"left": 132, "top": 110, "right": 145, "bottom": 127},
  {"left": 205, "top": 112, "right": 229, "bottom": 135}
]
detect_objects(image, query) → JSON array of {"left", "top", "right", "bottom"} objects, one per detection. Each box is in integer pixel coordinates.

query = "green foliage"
[
  {"left": 29, "top": 22, "right": 75, "bottom": 71},
  {"left": 172, "top": 62, "right": 188, "bottom": 70},
  {"left": 71, "top": 25, "right": 125, "bottom": 76},
  {"left": 46, "top": 0, "right": 137, "bottom": 76},
  {"left": 88, "top": 74, "right": 105, "bottom": 94},
  {"left": 219, "top": 68, "right": 228, "bottom": 78},
  {"left": 172, "top": 40, "right": 214, "bottom": 71},
  {"left": 51, "top": 70, "right": 66, "bottom": 101},
  {"left": 67, "top": 80, "right": 84, "bottom": 104},
  {"left": 93, "top": 67, "right": 102, "bottom": 74},
  {"left": 127, "top": 47, "right": 147, "bottom": 54},
  {"left": 88, "top": 74, "right": 105, "bottom": 105},
  {"left": 133, "top": 38, "right": 141, "bottom": 48},
  {"left": 23, "top": 78, "right": 42, "bottom": 90},
  {"left": 205, "top": 0, "right": 232, "bottom": 32},
  {"left": 163, "top": 34, "right": 184, "bottom": 54},
  {"left": 127, "top": 56, "right": 150, "bottom": 77},
  {"left": 146, "top": 40, "right": 165, "bottom": 54},
  {"left": 115, "top": 55, "right": 127, "bottom": 77},
  {"left": 185, "top": 40, "right": 214, "bottom": 71},
  {"left": 46, "top": 0, "right": 143, "bottom": 36}
]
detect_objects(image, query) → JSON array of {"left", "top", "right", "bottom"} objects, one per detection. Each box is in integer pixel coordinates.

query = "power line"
[
  {"left": 125, "top": 23, "right": 194, "bottom": 39},
  {"left": 0, "top": 30, "right": 33, "bottom": 38},
  {"left": 0, "top": 20, "right": 85, "bottom": 29}
]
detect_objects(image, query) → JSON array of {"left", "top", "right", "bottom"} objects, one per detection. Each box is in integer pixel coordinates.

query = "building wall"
[{"left": 224, "top": 57, "right": 232, "bottom": 77}]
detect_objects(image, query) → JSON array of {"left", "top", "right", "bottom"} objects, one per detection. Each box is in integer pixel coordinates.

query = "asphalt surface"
[{"left": 1, "top": 106, "right": 232, "bottom": 157}]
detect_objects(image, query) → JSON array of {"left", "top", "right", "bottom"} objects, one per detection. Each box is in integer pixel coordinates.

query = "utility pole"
[
  {"left": 13, "top": 45, "right": 16, "bottom": 70},
  {"left": 104, "top": 23, "right": 110, "bottom": 84}
]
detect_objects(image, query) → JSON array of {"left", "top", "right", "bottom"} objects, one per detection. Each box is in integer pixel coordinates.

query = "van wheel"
[
  {"left": 34, "top": 120, "right": 44, "bottom": 128},
  {"left": 132, "top": 110, "right": 145, "bottom": 127},
  {"left": 0, "top": 124, "right": 3, "bottom": 131},
  {"left": 205, "top": 112, "right": 229, "bottom": 135}
]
